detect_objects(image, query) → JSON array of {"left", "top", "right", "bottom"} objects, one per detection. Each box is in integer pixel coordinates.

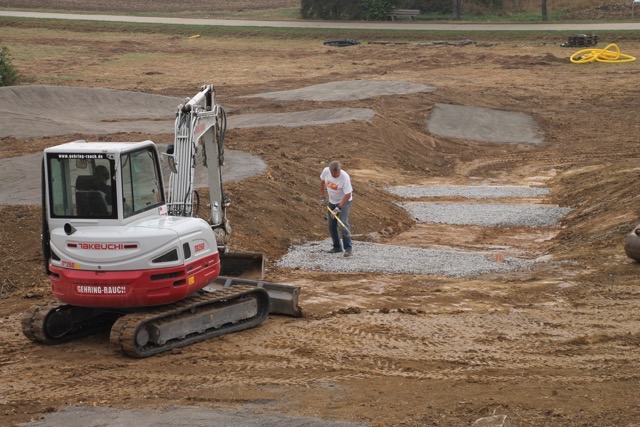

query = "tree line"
[{"left": 301, "top": 0, "right": 550, "bottom": 21}]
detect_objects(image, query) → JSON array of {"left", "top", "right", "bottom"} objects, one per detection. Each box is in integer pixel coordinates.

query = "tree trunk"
[
  {"left": 453, "top": 0, "right": 461, "bottom": 20},
  {"left": 541, "top": 0, "right": 548, "bottom": 21}
]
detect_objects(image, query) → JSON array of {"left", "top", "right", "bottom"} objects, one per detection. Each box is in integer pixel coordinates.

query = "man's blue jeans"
[{"left": 327, "top": 200, "right": 352, "bottom": 252}]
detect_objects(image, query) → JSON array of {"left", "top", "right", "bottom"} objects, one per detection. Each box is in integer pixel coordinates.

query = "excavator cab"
[
  {"left": 42, "top": 141, "right": 217, "bottom": 308},
  {"left": 45, "top": 142, "right": 164, "bottom": 224},
  {"left": 47, "top": 153, "right": 116, "bottom": 219}
]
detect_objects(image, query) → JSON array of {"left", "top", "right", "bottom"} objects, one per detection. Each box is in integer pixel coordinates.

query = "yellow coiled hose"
[{"left": 570, "top": 43, "right": 636, "bottom": 64}]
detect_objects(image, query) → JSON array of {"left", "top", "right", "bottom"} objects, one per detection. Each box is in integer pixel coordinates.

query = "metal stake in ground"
[{"left": 326, "top": 206, "right": 351, "bottom": 236}]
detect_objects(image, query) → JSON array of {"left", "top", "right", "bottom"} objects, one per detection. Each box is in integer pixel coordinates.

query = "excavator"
[{"left": 22, "top": 85, "right": 301, "bottom": 358}]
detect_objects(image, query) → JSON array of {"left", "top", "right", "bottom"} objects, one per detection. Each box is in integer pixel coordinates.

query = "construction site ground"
[{"left": 2, "top": 1, "right": 640, "bottom": 426}]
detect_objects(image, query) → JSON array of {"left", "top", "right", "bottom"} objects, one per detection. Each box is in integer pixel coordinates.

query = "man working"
[{"left": 320, "top": 161, "right": 353, "bottom": 257}]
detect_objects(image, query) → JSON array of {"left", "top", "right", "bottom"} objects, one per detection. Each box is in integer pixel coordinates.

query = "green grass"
[
  {"left": 214, "top": 7, "right": 301, "bottom": 20},
  {"left": 417, "top": 10, "right": 566, "bottom": 22}
]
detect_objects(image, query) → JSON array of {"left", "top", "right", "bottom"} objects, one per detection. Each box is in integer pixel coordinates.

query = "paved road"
[{"left": 2, "top": 10, "right": 640, "bottom": 31}]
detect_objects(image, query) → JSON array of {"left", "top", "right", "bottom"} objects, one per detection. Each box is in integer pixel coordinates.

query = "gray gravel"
[
  {"left": 228, "top": 108, "right": 375, "bottom": 128},
  {"left": 0, "top": 86, "right": 378, "bottom": 139},
  {"left": 0, "top": 85, "right": 180, "bottom": 138},
  {"left": 427, "top": 103, "right": 544, "bottom": 145},
  {"left": 277, "top": 187, "right": 568, "bottom": 277},
  {"left": 277, "top": 239, "right": 535, "bottom": 277},
  {"left": 402, "top": 202, "right": 571, "bottom": 227},
  {"left": 242, "top": 80, "right": 435, "bottom": 102},
  {"left": 387, "top": 185, "right": 550, "bottom": 199},
  {"left": 23, "top": 406, "right": 365, "bottom": 427}
]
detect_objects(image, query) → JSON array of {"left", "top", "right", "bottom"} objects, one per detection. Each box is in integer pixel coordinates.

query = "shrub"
[
  {"left": 301, "top": 0, "right": 346, "bottom": 19},
  {"left": 397, "top": 0, "right": 451, "bottom": 14},
  {"left": 362, "top": 0, "right": 397, "bottom": 20},
  {"left": 301, "top": 0, "right": 397, "bottom": 20},
  {"left": 0, "top": 46, "right": 19, "bottom": 86}
]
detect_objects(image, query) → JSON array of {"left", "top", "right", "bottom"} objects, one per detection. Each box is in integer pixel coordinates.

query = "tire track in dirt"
[
  {"left": 454, "top": 150, "right": 640, "bottom": 178},
  {"left": 191, "top": 301, "right": 640, "bottom": 386}
]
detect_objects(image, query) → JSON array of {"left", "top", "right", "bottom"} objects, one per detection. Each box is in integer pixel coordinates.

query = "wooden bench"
[{"left": 389, "top": 9, "right": 420, "bottom": 21}]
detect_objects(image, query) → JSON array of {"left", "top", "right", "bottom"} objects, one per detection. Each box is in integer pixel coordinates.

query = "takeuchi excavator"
[{"left": 22, "top": 85, "right": 301, "bottom": 358}]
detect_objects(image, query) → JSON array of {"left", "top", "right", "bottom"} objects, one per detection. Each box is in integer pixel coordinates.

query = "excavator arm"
[
  {"left": 167, "top": 85, "right": 264, "bottom": 278},
  {"left": 168, "top": 84, "right": 228, "bottom": 235}
]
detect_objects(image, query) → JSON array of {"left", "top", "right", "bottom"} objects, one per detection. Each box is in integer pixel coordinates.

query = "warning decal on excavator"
[
  {"left": 61, "top": 260, "right": 81, "bottom": 269},
  {"left": 76, "top": 285, "right": 126, "bottom": 295}
]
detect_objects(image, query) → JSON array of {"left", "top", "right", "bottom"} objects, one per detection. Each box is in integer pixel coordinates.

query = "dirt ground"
[{"left": 2, "top": 1, "right": 640, "bottom": 426}]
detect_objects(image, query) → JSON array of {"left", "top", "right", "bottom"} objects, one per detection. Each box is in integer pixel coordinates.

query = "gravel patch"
[
  {"left": 242, "top": 80, "right": 435, "bottom": 101},
  {"left": 277, "top": 239, "right": 534, "bottom": 277},
  {"left": 387, "top": 185, "right": 550, "bottom": 199},
  {"left": 427, "top": 103, "right": 544, "bottom": 145},
  {"left": 402, "top": 202, "right": 571, "bottom": 227},
  {"left": 25, "top": 406, "right": 365, "bottom": 427},
  {"left": 228, "top": 108, "right": 374, "bottom": 128},
  {"left": 0, "top": 85, "right": 180, "bottom": 138},
  {"left": 0, "top": 86, "right": 376, "bottom": 139}
]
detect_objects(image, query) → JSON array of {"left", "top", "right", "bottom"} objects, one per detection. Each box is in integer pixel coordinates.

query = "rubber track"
[
  {"left": 109, "top": 285, "right": 270, "bottom": 358},
  {"left": 21, "top": 302, "right": 120, "bottom": 345}
]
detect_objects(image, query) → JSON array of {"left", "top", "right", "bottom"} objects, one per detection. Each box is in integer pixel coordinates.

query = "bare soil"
[{"left": 2, "top": 2, "right": 640, "bottom": 427}]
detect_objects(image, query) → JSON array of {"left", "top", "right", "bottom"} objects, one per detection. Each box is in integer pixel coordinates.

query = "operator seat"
[{"left": 75, "top": 175, "right": 109, "bottom": 217}]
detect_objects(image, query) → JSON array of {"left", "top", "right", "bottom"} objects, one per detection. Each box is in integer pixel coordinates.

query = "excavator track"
[
  {"left": 109, "top": 285, "right": 270, "bottom": 358},
  {"left": 21, "top": 302, "right": 121, "bottom": 345}
]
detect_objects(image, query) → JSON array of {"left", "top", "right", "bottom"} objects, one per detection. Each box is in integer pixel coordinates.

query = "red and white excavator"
[{"left": 22, "top": 85, "right": 301, "bottom": 357}]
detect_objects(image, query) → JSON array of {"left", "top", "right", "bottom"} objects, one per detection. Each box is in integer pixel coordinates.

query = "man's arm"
[
  {"left": 319, "top": 180, "right": 326, "bottom": 198},
  {"left": 338, "top": 192, "right": 351, "bottom": 209}
]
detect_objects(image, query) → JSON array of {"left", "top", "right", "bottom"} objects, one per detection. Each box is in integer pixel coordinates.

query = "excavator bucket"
[
  {"left": 213, "top": 249, "right": 302, "bottom": 317},
  {"left": 219, "top": 250, "right": 265, "bottom": 279},
  {"left": 204, "top": 276, "right": 302, "bottom": 317}
]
